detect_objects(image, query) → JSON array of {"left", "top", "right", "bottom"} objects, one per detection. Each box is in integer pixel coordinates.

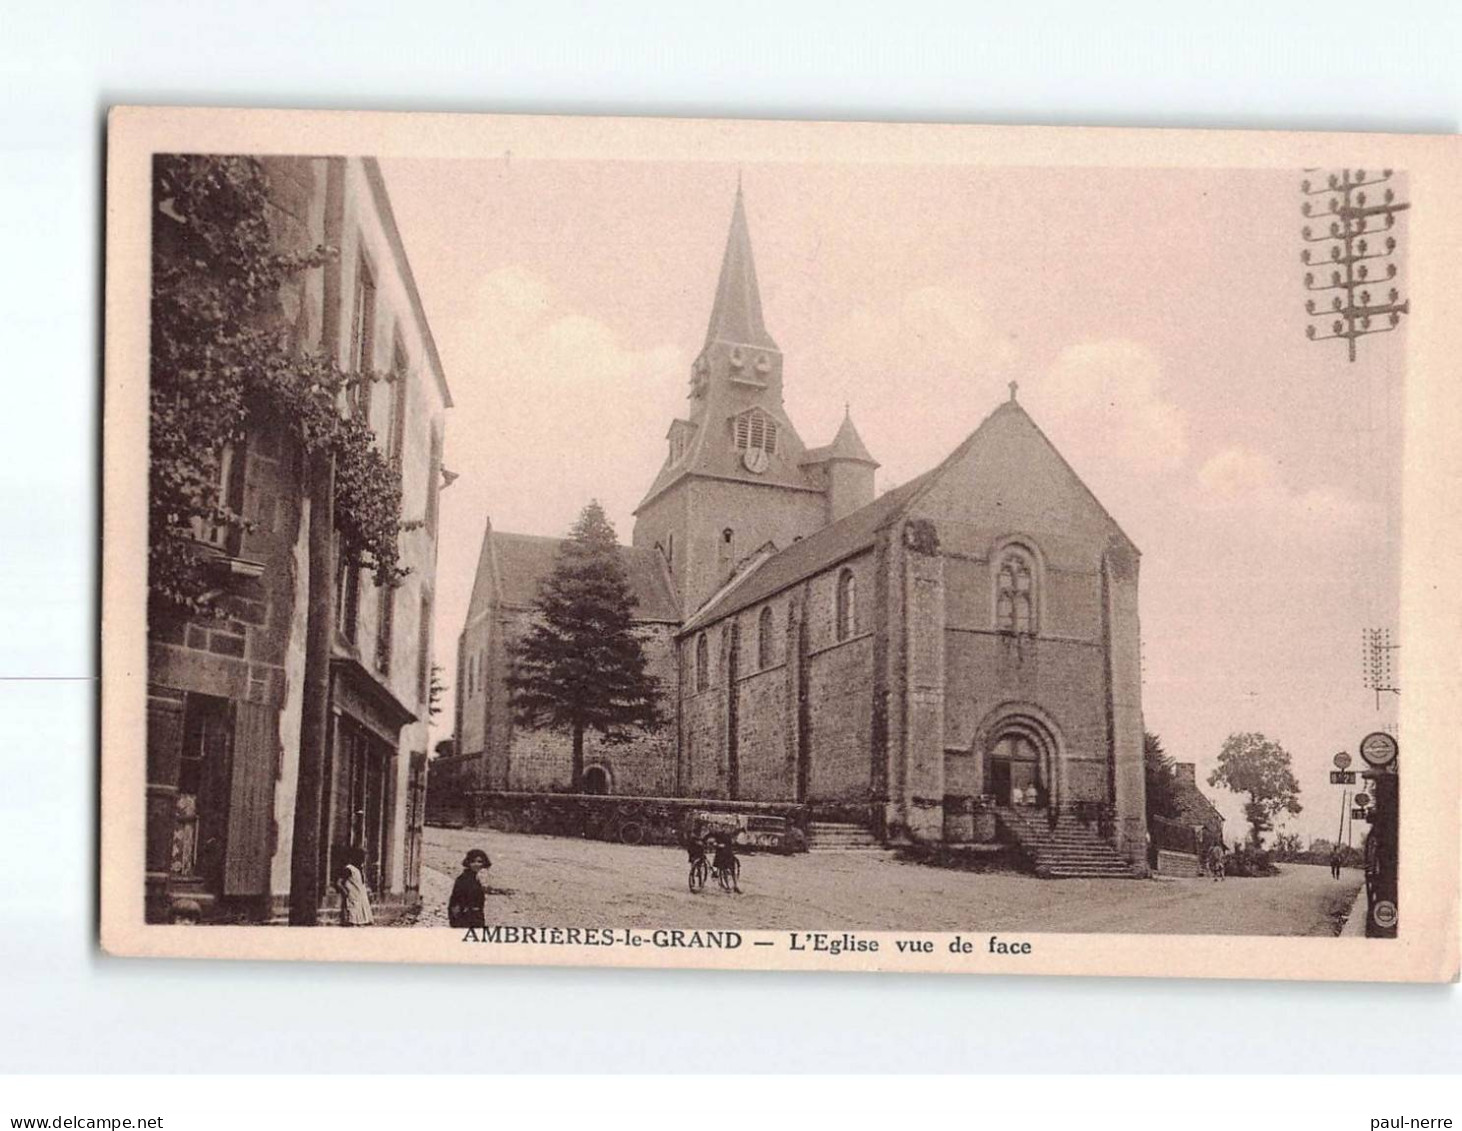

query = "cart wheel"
[{"left": 619, "top": 821, "right": 645, "bottom": 845}]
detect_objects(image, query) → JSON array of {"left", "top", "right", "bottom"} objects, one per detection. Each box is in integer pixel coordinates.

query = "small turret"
[{"left": 801, "top": 407, "right": 879, "bottom": 522}]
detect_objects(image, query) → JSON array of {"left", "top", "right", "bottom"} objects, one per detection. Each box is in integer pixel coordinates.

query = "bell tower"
[{"left": 633, "top": 185, "right": 828, "bottom": 618}]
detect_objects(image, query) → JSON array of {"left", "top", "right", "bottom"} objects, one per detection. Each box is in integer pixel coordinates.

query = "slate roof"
[
  {"left": 703, "top": 185, "right": 778, "bottom": 352},
  {"left": 801, "top": 411, "right": 879, "bottom": 467},
  {"left": 679, "top": 394, "right": 1139, "bottom": 635},
  {"left": 1171, "top": 766, "right": 1225, "bottom": 833},
  {"left": 681, "top": 467, "right": 938, "bottom": 635},
  {"left": 468, "top": 529, "right": 681, "bottom": 624}
]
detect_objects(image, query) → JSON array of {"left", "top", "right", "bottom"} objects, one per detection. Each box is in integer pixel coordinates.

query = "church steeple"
[
  {"left": 635, "top": 184, "right": 824, "bottom": 619},
  {"left": 703, "top": 184, "right": 778, "bottom": 352}
]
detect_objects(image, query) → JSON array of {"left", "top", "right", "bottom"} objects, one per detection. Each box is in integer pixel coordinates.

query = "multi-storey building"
[{"left": 145, "top": 157, "right": 451, "bottom": 922}]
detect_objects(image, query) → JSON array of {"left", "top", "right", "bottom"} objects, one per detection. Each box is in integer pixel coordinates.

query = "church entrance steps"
[
  {"left": 995, "top": 806, "right": 1140, "bottom": 879},
  {"left": 808, "top": 821, "right": 884, "bottom": 851}
]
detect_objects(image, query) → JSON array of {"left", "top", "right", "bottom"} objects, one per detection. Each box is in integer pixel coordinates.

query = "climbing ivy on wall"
[{"left": 149, "top": 154, "right": 408, "bottom": 626}]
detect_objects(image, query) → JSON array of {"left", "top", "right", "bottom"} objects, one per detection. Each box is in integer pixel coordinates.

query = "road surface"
[{"left": 414, "top": 826, "right": 1361, "bottom": 937}]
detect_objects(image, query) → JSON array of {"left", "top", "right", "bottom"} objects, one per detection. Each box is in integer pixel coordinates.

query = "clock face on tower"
[{"left": 742, "top": 447, "right": 770, "bottom": 474}]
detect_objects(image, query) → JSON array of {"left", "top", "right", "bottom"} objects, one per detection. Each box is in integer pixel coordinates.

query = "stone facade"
[
  {"left": 145, "top": 157, "right": 450, "bottom": 922},
  {"left": 453, "top": 527, "right": 681, "bottom": 800},
  {"left": 448, "top": 187, "right": 1148, "bottom": 865}
]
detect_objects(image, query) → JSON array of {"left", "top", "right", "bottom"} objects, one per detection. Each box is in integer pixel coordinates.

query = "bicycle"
[
  {"left": 712, "top": 857, "right": 740, "bottom": 893},
  {"left": 688, "top": 854, "right": 709, "bottom": 893}
]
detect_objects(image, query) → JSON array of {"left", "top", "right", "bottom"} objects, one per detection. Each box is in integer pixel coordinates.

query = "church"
[{"left": 449, "top": 187, "right": 1148, "bottom": 864}]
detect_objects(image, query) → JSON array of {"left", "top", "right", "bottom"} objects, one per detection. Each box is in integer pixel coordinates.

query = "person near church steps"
[{"left": 449, "top": 848, "right": 491, "bottom": 928}]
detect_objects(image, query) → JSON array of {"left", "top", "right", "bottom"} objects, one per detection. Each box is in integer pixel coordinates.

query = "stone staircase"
[
  {"left": 996, "top": 806, "right": 1139, "bottom": 879},
  {"left": 807, "top": 821, "right": 884, "bottom": 851}
]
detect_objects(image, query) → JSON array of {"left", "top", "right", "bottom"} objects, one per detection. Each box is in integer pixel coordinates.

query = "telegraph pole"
[
  {"left": 290, "top": 450, "right": 336, "bottom": 925},
  {"left": 1361, "top": 627, "right": 1399, "bottom": 711},
  {"left": 1301, "top": 169, "right": 1410, "bottom": 361}
]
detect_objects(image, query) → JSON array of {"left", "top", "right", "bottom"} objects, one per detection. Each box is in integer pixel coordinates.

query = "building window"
[
  {"left": 336, "top": 542, "right": 361, "bottom": 645},
  {"left": 349, "top": 258, "right": 376, "bottom": 424},
  {"left": 733, "top": 408, "right": 778, "bottom": 456},
  {"left": 387, "top": 336, "right": 408, "bottom": 464},
  {"left": 375, "top": 583, "right": 395, "bottom": 676},
  {"left": 425, "top": 425, "right": 443, "bottom": 540},
  {"left": 758, "top": 606, "right": 774, "bottom": 669},
  {"left": 695, "top": 633, "right": 709, "bottom": 692},
  {"left": 836, "top": 568, "right": 856, "bottom": 641},
  {"left": 995, "top": 546, "right": 1037, "bottom": 634},
  {"left": 190, "top": 441, "right": 242, "bottom": 552},
  {"left": 418, "top": 591, "right": 433, "bottom": 705}
]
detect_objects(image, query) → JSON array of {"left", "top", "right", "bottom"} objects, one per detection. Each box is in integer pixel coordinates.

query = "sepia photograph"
[{"left": 101, "top": 108, "right": 1460, "bottom": 980}]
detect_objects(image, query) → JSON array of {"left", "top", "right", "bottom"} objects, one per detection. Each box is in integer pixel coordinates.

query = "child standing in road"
[{"left": 449, "top": 848, "right": 491, "bottom": 929}]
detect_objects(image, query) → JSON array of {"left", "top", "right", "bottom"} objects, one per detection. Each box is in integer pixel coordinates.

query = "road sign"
[
  {"left": 1329, "top": 770, "right": 1356, "bottom": 785},
  {"left": 1354, "top": 793, "right": 1370, "bottom": 807},
  {"left": 1373, "top": 900, "right": 1398, "bottom": 930},
  {"left": 1360, "top": 731, "right": 1399, "bottom": 768},
  {"left": 1333, "top": 751, "right": 1352, "bottom": 770},
  {"left": 1351, "top": 808, "right": 1364, "bottom": 820}
]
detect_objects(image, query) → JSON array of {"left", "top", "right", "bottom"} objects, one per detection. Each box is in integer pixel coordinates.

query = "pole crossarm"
[{"left": 1299, "top": 169, "right": 1410, "bottom": 362}]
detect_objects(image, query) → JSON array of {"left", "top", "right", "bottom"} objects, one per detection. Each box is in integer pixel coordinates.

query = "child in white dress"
[{"left": 336, "top": 847, "right": 374, "bottom": 926}]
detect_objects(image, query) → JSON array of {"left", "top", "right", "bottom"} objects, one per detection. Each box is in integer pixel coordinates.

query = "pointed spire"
[
  {"left": 825, "top": 408, "right": 879, "bottom": 466},
  {"left": 704, "top": 185, "right": 778, "bottom": 351}
]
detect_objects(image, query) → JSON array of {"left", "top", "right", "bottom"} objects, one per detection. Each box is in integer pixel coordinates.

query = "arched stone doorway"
[
  {"left": 975, "top": 705, "right": 1062, "bottom": 810},
  {"left": 582, "top": 765, "right": 612, "bottom": 796}
]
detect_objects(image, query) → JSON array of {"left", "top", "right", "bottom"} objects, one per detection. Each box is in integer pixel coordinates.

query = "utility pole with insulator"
[
  {"left": 1301, "top": 169, "right": 1410, "bottom": 362},
  {"left": 1361, "top": 626, "right": 1400, "bottom": 711}
]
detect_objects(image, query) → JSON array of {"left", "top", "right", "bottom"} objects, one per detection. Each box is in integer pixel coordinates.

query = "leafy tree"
[
  {"left": 1144, "top": 731, "right": 1181, "bottom": 822},
  {"left": 1272, "top": 831, "right": 1303, "bottom": 859},
  {"left": 1208, "top": 732, "right": 1302, "bottom": 847},
  {"left": 506, "top": 501, "right": 665, "bottom": 789},
  {"left": 149, "top": 154, "right": 407, "bottom": 626}
]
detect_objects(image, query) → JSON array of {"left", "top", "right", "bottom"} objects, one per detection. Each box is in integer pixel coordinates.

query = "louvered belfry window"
[{"left": 734, "top": 409, "right": 778, "bottom": 455}]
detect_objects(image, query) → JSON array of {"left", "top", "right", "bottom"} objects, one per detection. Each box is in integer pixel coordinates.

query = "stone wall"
[{"left": 489, "top": 610, "right": 677, "bottom": 797}]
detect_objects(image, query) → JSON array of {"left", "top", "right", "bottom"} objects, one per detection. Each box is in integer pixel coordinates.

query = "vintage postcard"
[{"left": 102, "top": 107, "right": 1461, "bottom": 980}]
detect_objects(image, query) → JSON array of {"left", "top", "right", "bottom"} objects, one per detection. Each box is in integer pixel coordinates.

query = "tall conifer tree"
[{"left": 506, "top": 502, "right": 665, "bottom": 790}]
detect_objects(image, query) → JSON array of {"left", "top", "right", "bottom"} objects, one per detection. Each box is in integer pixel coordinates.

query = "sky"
[{"left": 381, "top": 156, "right": 1404, "bottom": 846}]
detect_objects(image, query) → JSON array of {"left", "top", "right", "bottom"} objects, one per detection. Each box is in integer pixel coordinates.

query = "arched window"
[
  {"left": 758, "top": 606, "right": 774, "bottom": 669},
  {"left": 995, "top": 546, "right": 1037, "bottom": 634},
  {"left": 836, "top": 569, "right": 856, "bottom": 641},
  {"left": 722, "top": 527, "right": 734, "bottom": 545},
  {"left": 695, "top": 633, "right": 709, "bottom": 692}
]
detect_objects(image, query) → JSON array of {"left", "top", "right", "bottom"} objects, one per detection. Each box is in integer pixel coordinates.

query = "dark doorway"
[
  {"left": 990, "top": 758, "right": 1012, "bottom": 806},
  {"left": 582, "top": 766, "right": 611, "bottom": 795},
  {"left": 331, "top": 718, "right": 392, "bottom": 895},
  {"left": 172, "top": 693, "right": 234, "bottom": 898},
  {"left": 987, "top": 731, "right": 1044, "bottom": 807}
]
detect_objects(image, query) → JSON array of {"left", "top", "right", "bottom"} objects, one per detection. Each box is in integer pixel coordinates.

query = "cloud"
[
  {"left": 444, "top": 266, "right": 686, "bottom": 538},
  {"left": 805, "top": 283, "right": 1022, "bottom": 487},
  {"left": 1035, "top": 340, "right": 1188, "bottom": 474},
  {"left": 1195, "top": 445, "right": 1367, "bottom": 530}
]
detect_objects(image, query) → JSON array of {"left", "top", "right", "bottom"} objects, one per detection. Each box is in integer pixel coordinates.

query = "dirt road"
[{"left": 415, "top": 826, "right": 1360, "bottom": 937}]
